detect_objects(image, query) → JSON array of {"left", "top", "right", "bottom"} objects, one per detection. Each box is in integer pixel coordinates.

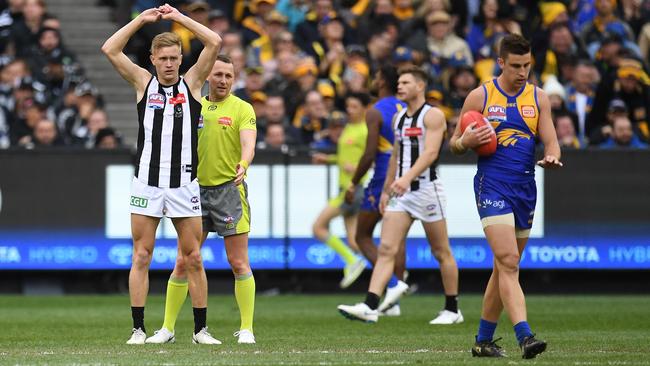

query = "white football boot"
[
  {"left": 429, "top": 309, "right": 464, "bottom": 325},
  {"left": 192, "top": 327, "right": 222, "bottom": 344},
  {"left": 126, "top": 328, "right": 146, "bottom": 345},
  {"left": 337, "top": 303, "right": 378, "bottom": 323},
  {"left": 145, "top": 328, "right": 175, "bottom": 344}
]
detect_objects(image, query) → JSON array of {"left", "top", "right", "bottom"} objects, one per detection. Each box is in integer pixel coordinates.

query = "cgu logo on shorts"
[
  {"left": 487, "top": 105, "right": 507, "bottom": 122},
  {"left": 130, "top": 196, "right": 148, "bottom": 208},
  {"left": 147, "top": 93, "right": 165, "bottom": 109}
]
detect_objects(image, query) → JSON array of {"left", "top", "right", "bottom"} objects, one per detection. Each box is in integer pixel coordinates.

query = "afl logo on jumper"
[
  {"left": 487, "top": 105, "right": 507, "bottom": 122},
  {"left": 198, "top": 114, "right": 204, "bottom": 129},
  {"left": 147, "top": 93, "right": 165, "bottom": 109},
  {"left": 521, "top": 105, "right": 536, "bottom": 118}
]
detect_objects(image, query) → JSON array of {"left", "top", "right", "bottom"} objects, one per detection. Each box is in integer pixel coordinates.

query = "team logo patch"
[
  {"left": 404, "top": 127, "right": 423, "bottom": 137},
  {"left": 521, "top": 105, "right": 536, "bottom": 118},
  {"left": 218, "top": 116, "right": 232, "bottom": 126},
  {"left": 170, "top": 93, "right": 186, "bottom": 104},
  {"left": 487, "top": 105, "right": 507, "bottom": 122},
  {"left": 147, "top": 93, "right": 165, "bottom": 109}
]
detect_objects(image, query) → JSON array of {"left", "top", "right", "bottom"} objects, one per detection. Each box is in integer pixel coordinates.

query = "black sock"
[
  {"left": 445, "top": 295, "right": 458, "bottom": 313},
  {"left": 364, "top": 292, "right": 380, "bottom": 310},
  {"left": 193, "top": 307, "right": 207, "bottom": 334},
  {"left": 131, "top": 306, "right": 145, "bottom": 332}
]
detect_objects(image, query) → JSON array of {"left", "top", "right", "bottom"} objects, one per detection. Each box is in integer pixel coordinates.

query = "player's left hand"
[
  {"left": 159, "top": 3, "right": 182, "bottom": 20},
  {"left": 389, "top": 177, "right": 410, "bottom": 197},
  {"left": 344, "top": 184, "right": 356, "bottom": 204},
  {"left": 537, "top": 155, "right": 563, "bottom": 169},
  {"left": 379, "top": 192, "right": 390, "bottom": 215},
  {"left": 234, "top": 163, "right": 246, "bottom": 185}
]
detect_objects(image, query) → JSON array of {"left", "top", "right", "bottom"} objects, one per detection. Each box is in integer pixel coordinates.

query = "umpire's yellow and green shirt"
[{"left": 197, "top": 94, "right": 256, "bottom": 186}]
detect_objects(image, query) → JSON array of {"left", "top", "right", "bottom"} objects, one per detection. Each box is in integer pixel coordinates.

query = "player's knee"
[
  {"left": 431, "top": 246, "right": 452, "bottom": 262},
  {"left": 131, "top": 246, "right": 153, "bottom": 269},
  {"left": 182, "top": 250, "right": 203, "bottom": 271},
  {"left": 496, "top": 253, "right": 520, "bottom": 273},
  {"left": 378, "top": 242, "right": 398, "bottom": 257},
  {"left": 174, "top": 255, "right": 187, "bottom": 275},
  {"left": 227, "top": 255, "right": 249, "bottom": 273}
]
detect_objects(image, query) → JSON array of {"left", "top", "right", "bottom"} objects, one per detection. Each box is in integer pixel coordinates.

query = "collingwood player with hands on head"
[{"left": 101, "top": 3, "right": 222, "bottom": 345}]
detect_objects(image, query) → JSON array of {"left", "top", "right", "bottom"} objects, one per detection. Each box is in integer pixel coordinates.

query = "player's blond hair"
[{"left": 150, "top": 32, "right": 182, "bottom": 54}]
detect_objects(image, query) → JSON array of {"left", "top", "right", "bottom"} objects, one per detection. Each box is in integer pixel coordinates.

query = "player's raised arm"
[
  {"left": 160, "top": 4, "right": 222, "bottom": 96},
  {"left": 535, "top": 88, "right": 563, "bottom": 168},
  {"left": 450, "top": 86, "right": 492, "bottom": 155},
  {"left": 101, "top": 8, "right": 158, "bottom": 97}
]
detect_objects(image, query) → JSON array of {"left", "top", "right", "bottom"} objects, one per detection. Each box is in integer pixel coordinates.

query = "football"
[{"left": 460, "top": 110, "right": 497, "bottom": 156}]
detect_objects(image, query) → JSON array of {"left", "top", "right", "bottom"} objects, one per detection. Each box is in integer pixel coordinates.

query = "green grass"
[{"left": 0, "top": 294, "right": 649, "bottom": 365}]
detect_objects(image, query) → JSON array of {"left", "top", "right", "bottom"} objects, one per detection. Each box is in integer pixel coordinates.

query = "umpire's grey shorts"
[{"left": 200, "top": 181, "right": 250, "bottom": 237}]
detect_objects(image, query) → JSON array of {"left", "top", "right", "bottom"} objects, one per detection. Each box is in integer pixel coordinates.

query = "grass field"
[{"left": 1, "top": 294, "right": 649, "bottom": 365}]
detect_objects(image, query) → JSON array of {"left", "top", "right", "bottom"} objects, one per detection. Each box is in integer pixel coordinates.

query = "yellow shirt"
[{"left": 198, "top": 94, "right": 256, "bottom": 186}]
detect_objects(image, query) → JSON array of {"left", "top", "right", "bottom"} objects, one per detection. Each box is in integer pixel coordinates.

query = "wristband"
[{"left": 454, "top": 136, "right": 466, "bottom": 152}]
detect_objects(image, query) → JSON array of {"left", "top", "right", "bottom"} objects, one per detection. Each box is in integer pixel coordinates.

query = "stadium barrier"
[{"left": 1, "top": 148, "right": 649, "bottom": 270}]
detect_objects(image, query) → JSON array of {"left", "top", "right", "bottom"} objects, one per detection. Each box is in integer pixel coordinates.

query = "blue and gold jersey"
[
  {"left": 371, "top": 96, "right": 405, "bottom": 184},
  {"left": 479, "top": 79, "right": 539, "bottom": 182}
]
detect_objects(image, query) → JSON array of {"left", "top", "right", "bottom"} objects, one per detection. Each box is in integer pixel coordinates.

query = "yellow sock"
[
  {"left": 162, "top": 277, "right": 188, "bottom": 332},
  {"left": 326, "top": 235, "right": 357, "bottom": 265},
  {"left": 234, "top": 273, "right": 255, "bottom": 332}
]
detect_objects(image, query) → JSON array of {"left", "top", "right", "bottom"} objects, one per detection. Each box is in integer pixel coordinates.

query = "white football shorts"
[
  {"left": 385, "top": 179, "right": 447, "bottom": 223},
  {"left": 129, "top": 177, "right": 202, "bottom": 218}
]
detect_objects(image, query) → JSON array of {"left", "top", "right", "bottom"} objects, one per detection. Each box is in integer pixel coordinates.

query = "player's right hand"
[
  {"left": 139, "top": 8, "right": 163, "bottom": 23},
  {"left": 311, "top": 153, "right": 329, "bottom": 164},
  {"left": 379, "top": 192, "right": 390, "bottom": 215},
  {"left": 344, "top": 184, "right": 356, "bottom": 204},
  {"left": 159, "top": 3, "right": 182, "bottom": 21},
  {"left": 461, "top": 122, "right": 493, "bottom": 149}
]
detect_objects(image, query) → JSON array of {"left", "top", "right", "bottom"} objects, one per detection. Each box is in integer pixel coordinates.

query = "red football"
[{"left": 460, "top": 110, "right": 497, "bottom": 156}]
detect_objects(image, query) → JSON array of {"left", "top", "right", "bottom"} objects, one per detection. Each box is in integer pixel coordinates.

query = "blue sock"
[
  {"left": 387, "top": 275, "right": 398, "bottom": 288},
  {"left": 514, "top": 321, "right": 533, "bottom": 345},
  {"left": 476, "top": 318, "right": 498, "bottom": 342}
]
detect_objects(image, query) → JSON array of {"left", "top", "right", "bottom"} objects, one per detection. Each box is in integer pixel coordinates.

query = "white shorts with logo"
[
  {"left": 385, "top": 179, "right": 446, "bottom": 223},
  {"left": 129, "top": 177, "right": 202, "bottom": 218}
]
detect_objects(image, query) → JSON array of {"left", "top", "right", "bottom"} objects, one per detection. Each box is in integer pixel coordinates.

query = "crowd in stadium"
[
  {"left": 0, "top": 0, "right": 123, "bottom": 149},
  {"left": 0, "top": 0, "right": 649, "bottom": 150}
]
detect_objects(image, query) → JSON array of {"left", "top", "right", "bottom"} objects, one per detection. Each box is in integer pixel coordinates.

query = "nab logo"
[
  {"left": 306, "top": 244, "right": 336, "bottom": 265},
  {"left": 108, "top": 244, "right": 132, "bottom": 266},
  {"left": 147, "top": 93, "right": 165, "bottom": 109},
  {"left": 130, "top": 196, "right": 148, "bottom": 208}
]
